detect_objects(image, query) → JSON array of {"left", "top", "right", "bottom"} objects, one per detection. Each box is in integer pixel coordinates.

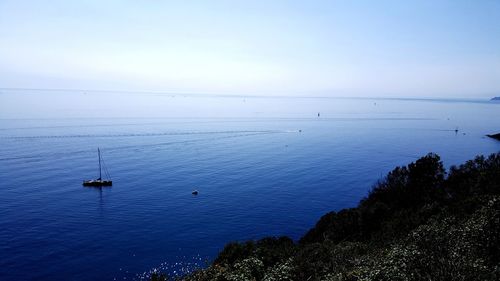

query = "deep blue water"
[{"left": 0, "top": 92, "right": 499, "bottom": 281}]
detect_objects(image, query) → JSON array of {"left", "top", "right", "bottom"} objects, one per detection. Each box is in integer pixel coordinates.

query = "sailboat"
[{"left": 83, "top": 148, "right": 112, "bottom": 186}]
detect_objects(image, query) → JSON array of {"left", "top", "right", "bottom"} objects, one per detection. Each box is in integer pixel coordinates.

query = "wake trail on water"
[
  {"left": 0, "top": 130, "right": 296, "bottom": 162},
  {"left": 1, "top": 130, "right": 292, "bottom": 139},
  {"left": 0, "top": 117, "right": 437, "bottom": 131}
]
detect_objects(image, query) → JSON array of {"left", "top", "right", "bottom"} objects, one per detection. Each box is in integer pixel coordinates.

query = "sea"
[{"left": 1, "top": 90, "right": 499, "bottom": 281}]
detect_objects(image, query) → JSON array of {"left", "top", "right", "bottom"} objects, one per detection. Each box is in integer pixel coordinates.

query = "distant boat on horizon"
[{"left": 83, "top": 148, "right": 112, "bottom": 187}]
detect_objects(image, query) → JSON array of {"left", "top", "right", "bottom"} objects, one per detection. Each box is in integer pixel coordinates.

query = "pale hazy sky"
[{"left": 0, "top": 0, "right": 499, "bottom": 97}]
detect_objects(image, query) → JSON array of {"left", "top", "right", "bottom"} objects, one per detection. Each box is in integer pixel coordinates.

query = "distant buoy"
[{"left": 192, "top": 190, "right": 199, "bottom": 195}]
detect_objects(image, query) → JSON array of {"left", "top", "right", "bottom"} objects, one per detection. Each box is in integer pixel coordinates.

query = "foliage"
[
  {"left": 176, "top": 152, "right": 500, "bottom": 281},
  {"left": 300, "top": 208, "right": 361, "bottom": 244},
  {"left": 151, "top": 272, "right": 167, "bottom": 281},
  {"left": 214, "top": 237, "right": 295, "bottom": 267}
]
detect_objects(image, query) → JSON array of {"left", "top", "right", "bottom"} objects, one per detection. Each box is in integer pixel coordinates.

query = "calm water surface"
[{"left": 1, "top": 91, "right": 499, "bottom": 280}]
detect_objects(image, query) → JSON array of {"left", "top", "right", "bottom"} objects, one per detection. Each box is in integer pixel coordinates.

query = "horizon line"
[{"left": 0, "top": 87, "right": 497, "bottom": 103}]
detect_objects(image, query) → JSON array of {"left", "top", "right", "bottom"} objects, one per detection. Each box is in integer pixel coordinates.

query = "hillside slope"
[{"left": 166, "top": 153, "right": 500, "bottom": 281}]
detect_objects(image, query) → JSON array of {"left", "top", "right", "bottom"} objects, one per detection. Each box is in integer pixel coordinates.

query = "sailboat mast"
[{"left": 98, "top": 148, "right": 102, "bottom": 180}]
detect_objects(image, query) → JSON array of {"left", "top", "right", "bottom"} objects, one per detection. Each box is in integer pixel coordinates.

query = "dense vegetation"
[{"left": 159, "top": 153, "right": 500, "bottom": 280}]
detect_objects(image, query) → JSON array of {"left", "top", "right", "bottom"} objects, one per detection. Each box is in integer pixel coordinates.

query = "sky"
[{"left": 0, "top": 0, "right": 499, "bottom": 97}]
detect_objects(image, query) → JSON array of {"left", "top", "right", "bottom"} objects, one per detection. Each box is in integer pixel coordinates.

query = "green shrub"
[
  {"left": 300, "top": 208, "right": 360, "bottom": 244},
  {"left": 177, "top": 153, "right": 500, "bottom": 281}
]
